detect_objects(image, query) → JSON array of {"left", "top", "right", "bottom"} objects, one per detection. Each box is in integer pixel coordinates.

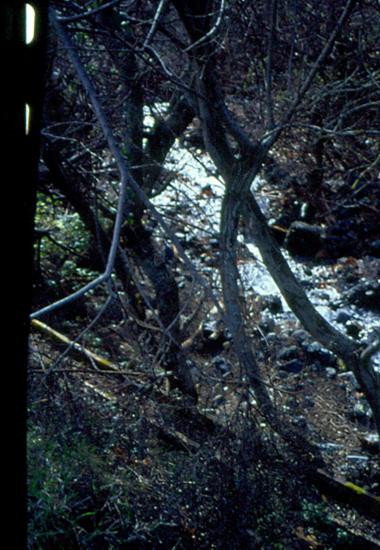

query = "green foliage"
[
  {"left": 35, "top": 192, "right": 90, "bottom": 255},
  {"left": 27, "top": 424, "right": 134, "bottom": 549},
  {"left": 301, "top": 499, "right": 331, "bottom": 526},
  {"left": 35, "top": 193, "right": 97, "bottom": 292}
]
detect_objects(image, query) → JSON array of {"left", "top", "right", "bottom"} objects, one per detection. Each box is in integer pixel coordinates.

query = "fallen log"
[{"left": 312, "top": 468, "right": 380, "bottom": 521}]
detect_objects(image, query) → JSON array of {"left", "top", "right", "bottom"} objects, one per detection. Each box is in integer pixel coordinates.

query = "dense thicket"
[{"left": 28, "top": 1, "right": 380, "bottom": 547}]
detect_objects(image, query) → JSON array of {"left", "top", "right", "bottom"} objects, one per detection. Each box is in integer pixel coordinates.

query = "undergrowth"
[{"left": 27, "top": 360, "right": 364, "bottom": 549}]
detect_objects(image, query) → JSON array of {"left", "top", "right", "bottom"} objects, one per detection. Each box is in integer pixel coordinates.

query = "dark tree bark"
[{"left": 172, "top": 0, "right": 380, "bottom": 437}]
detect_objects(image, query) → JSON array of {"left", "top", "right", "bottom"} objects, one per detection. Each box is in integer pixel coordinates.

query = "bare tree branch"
[
  {"left": 265, "top": 0, "right": 277, "bottom": 128},
  {"left": 183, "top": 0, "right": 225, "bottom": 53},
  {"left": 32, "top": 7, "right": 223, "bottom": 323},
  {"left": 57, "top": 0, "right": 123, "bottom": 23},
  {"left": 143, "top": 0, "right": 170, "bottom": 48}
]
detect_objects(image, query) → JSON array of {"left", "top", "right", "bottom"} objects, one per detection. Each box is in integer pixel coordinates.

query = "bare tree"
[
  {"left": 34, "top": 0, "right": 380, "bottom": 437},
  {"left": 170, "top": 0, "right": 380, "bottom": 433}
]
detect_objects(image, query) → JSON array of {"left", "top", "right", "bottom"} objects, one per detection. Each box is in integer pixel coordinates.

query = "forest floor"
[{"left": 29, "top": 325, "right": 380, "bottom": 548}]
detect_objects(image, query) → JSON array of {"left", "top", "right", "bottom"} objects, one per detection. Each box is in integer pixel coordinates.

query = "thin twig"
[
  {"left": 265, "top": 0, "right": 277, "bottom": 128},
  {"left": 184, "top": 0, "right": 226, "bottom": 53},
  {"left": 57, "top": 0, "right": 122, "bottom": 23}
]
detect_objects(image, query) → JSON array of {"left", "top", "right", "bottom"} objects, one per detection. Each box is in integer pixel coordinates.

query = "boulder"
[
  {"left": 284, "top": 221, "right": 323, "bottom": 257},
  {"left": 344, "top": 280, "right": 380, "bottom": 313}
]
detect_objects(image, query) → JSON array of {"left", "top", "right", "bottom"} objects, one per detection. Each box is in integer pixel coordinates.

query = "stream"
[{"left": 152, "top": 143, "right": 380, "bottom": 372}]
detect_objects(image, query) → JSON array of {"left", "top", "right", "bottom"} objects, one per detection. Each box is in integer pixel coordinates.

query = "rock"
[
  {"left": 325, "top": 367, "right": 337, "bottom": 379},
  {"left": 276, "top": 345, "right": 300, "bottom": 361},
  {"left": 292, "top": 329, "right": 310, "bottom": 343},
  {"left": 350, "top": 402, "right": 373, "bottom": 424},
  {"left": 284, "top": 221, "right": 323, "bottom": 256},
  {"left": 260, "top": 294, "right": 283, "bottom": 314},
  {"left": 303, "top": 342, "right": 335, "bottom": 366},
  {"left": 338, "top": 371, "right": 360, "bottom": 389},
  {"left": 336, "top": 310, "right": 351, "bottom": 324},
  {"left": 279, "top": 359, "right": 304, "bottom": 374},
  {"left": 212, "top": 357, "right": 232, "bottom": 376},
  {"left": 344, "top": 280, "right": 380, "bottom": 313},
  {"left": 360, "top": 433, "right": 380, "bottom": 453},
  {"left": 345, "top": 320, "right": 362, "bottom": 339},
  {"left": 265, "top": 332, "right": 278, "bottom": 344}
]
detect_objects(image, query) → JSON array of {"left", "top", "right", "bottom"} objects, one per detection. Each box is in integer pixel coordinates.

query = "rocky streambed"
[{"left": 152, "top": 143, "right": 380, "bottom": 485}]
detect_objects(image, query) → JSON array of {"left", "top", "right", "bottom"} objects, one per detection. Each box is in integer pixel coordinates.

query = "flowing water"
[{"left": 150, "top": 127, "right": 380, "bottom": 370}]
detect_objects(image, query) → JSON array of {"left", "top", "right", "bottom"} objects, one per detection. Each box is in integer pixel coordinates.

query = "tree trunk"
[
  {"left": 242, "top": 188, "right": 380, "bottom": 438},
  {"left": 123, "top": 220, "right": 198, "bottom": 402},
  {"left": 220, "top": 175, "right": 274, "bottom": 415}
]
